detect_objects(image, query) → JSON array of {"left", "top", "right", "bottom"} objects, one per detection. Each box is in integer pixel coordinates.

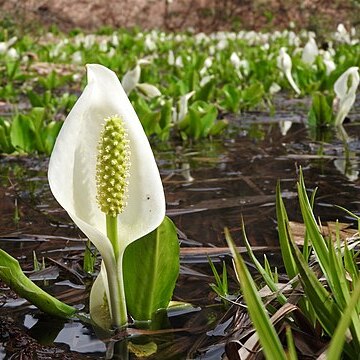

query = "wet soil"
[{"left": 0, "top": 96, "right": 360, "bottom": 358}]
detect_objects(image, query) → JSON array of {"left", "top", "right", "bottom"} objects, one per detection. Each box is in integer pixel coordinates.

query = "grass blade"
[
  {"left": 241, "top": 217, "right": 287, "bottom": 305},
  {"left": 276, "top": 181, "right": 297, "bottom": 279},
  {"left": 327, "top": 279, "right": 360, "bottom": 360},
  {"left": 288, "top": 234, "right": 341, "bottom": 336},
  {"left": 225, "top": 228, "right": 287, "bottom": 360}
]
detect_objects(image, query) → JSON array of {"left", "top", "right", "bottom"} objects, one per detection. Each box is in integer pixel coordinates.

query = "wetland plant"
[
  {"left": 225, "top": 171, "right": 360, "bottom": 359},
  {"left": 0, "top": 64, "right": 180, "bottom": 331},
  {"left": 308, "top": 66, "right": 359, "bottom": 128}
]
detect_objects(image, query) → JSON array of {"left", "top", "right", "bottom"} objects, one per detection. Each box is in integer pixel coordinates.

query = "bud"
[{"left": 96, "top": 115, "right": 131, "bottom": 217}]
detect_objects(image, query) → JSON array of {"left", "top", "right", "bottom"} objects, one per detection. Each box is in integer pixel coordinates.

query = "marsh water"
[{"left": 0, "top": 98, "right": 360, "bottom": 359}]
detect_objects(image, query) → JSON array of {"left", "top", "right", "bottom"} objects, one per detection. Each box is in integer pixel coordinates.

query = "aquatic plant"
[
  {"left": 48, "top": 64, "right": 179, "bottom": 328},
  {"left": 277, "top": 47, "right": 301, "bottom": 95},
  {"left": 225, "top": 171, "right": 360, "bottom": 359},
  {"left": 0, "top": 64, "right": 179, "bottom": 331},
  {"left": 308, "top": 66, "right": 359, "bottom": 128},
  {"left": 333, "top": 66, "right": 359, "bottom": 126}
]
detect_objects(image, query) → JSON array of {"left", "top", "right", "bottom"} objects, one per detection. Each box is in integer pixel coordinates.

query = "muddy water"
[{"left": 0, "top": 116, "right": 360, "bottom": 358}]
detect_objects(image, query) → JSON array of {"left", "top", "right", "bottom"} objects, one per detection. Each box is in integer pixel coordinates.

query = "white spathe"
[
  {"left": 121, "top": 64, "right": 141, "bottom": 95},
  {"left": 48, "top": 64, "right": 165, "bottom": 326},
  {"left": 301, "top": 37, "right": 319, "bottom": 65},
  {"left": 333, "top": 66, "right": 359, "bottom": 126},
  {"left": 277, "top": 47, "right": 301, "bottom": 95}
]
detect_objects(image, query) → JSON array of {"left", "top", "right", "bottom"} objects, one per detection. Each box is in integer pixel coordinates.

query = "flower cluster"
[{"left": 96, "top": 115, "right": 131, "bottom": 217}]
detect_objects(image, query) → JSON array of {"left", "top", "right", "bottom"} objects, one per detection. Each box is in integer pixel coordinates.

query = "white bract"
[
  {"left": 322, "top": 51, "right": 336, "bottom": 75},
  {"left": 121, "top": 64, "right": 141, "bottom": 95},
  {"left": 173, "top": 91, "right": 195, "bottom": 123},
  {"left": 48, "top": 64, "right": 165, "bottom": 327},
  {"left": 0, "top": 36, "right": 17, "bottom": 54},
  {"left": 277, "top": 47, "right": 301, "bottom": 95},
  {"left": 333, "top": 66, "right": 359, "bottom": 126},
  {"left": 121, "top": 59, "right": 161, "bottom": 97},
  {"left": 301, "top": 36, "right": 318, "bottom": 65}
]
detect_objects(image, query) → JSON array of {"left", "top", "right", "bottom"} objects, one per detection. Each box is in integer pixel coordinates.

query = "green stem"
[
  {"left": 106, "top": 215, "right": 128, "bottom": 327},
  {"left": 107, "top": 215, "right": 120, "bottom": 259}
]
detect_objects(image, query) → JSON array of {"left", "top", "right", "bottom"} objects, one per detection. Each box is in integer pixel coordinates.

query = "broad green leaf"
[
  {"left": 0, "top": 120, "right": 14, "bottom": 153},
  {"left": 29, "top": 108, "right": 46, "bottom": 153},
  {"left": 225, "top": 228, "right": 287, "bottom": 360},
  {"left": 195, "top": 78, "right": 215, "bottom": 102},
  {"left": 307, "top": 92, "right": 333, "bottom": 128},
  {"left": 208, "top": 119, "right": 228, "bottom": 136},
  {"left": 0, "top": 249, "right": 76, "bottom": 318},
  {"left": 43, "top": 121, "right": 63, "bottom": 155},
  {"left": 10, "top": 114, "right": 35, "bottom": 153},
  {"left": 123, "top": 216, "right": 179, "bottom": 321}
]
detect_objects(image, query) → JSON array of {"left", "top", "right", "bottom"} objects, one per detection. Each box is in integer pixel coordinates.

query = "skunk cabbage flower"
[
  {"left": 121, "top": 64, "right": 141, "bottom": 95},
  {"left": 48, "top": 64, "right": 165, "bottom": 327},
  {"left": 173, "top": 91, "right": 195, "bottom": 123},
  {"left": 136, "top": 83, "right": 161, "bottom": 98},
  {"left": 121, "top": 59, "right": 161, "bottom": 97},
  {"left": 333, "top": 66, "right": 359, "bottom": 126},
  {"left": 301, "top": 36, "right": 318, "bottom": 65},
  {"left": 168, "top": 50, "right": 175, "bottom": 65},
  {"left": 277, "top": 47, "right": 301, "bottom": 95},
  {"left": 0, "top": 36, "right": 17, "bottom": 54},
  {"left": 322, "top": 51, "right": 336, "bottom": 75}
]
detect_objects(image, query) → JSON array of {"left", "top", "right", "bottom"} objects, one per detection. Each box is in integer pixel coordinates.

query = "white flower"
[
  {"left": 301, "top": 37, "right": 318, "bottom": 65},
  {"left": 322, "top": 51, "right": 336, "bottom": 75},
  {"left": 48, "top": 64, "right": 165, "bottom": 327},
  {"left": 333, "top": 66, "right": 359, "bottom": 126},
  {"left": 71, "top": 51, "right": 83, "bottom": 65},
  {"left": 136, "top": 83, "right": 162, "bottom": 98},
  {"left": 121, "top": 64, "right": 141, "bottom": 95},
  {"left": 277, "top": 47, "right": 301, "bottom": 95},
  {"left": 230, "top": 52, "right": 241, "bottom": 69},
  {"left": 173, "top": 91, "right": 195, "bottom": 123}
]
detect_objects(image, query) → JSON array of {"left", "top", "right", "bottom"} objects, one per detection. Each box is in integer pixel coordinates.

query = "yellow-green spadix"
[{"left": 48, "top": 64, "right": 165, "bottom": 328}]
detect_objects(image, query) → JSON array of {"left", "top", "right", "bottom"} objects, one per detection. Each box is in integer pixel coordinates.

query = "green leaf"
[
  {"left": 224, "top": 228, "right": 287, "bottom": 360},
  {"left": 241, "top": 218, "right": 287, "bottom": 305},
  {"left": 327, "top": 279, "right": 360, "bottom": 360},
  {"left": 0, "top": 119, "right": 14, "bottom": 153},
  {"left": 307, "top": 92, "right": 333, "bottom": 128},
  {"left": 195, "top": 78, "right": 215, "bottom": 102},
  {"left": 123, "top": 216, "right": 180, "bottom": 321},
  {"left": 288, "top": 233, "right": 341, "bottom": 336},
  {"left": 43, "top": 121, "right": 63, "bottom": 155},
  {"left": 10, "top": 114, "right": 36, "bottom": 153},
  {"left": 297, "top": 170, "right": 330, "bottom": 277},
  {"left": 286, "top": 326, "right": 298, "bottom": 360},
  {"left": 0, "top": 249, "right": 76, "bottom": 318},
  {"left": 275, "top": 181, "right": 298, "bottom": 279}
]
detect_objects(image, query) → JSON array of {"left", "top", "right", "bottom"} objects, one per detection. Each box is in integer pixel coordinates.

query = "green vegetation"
[
  {"left": 225, "top": 170, "right": 360, "bottom": 359},
  {"left": 0, "top": 24, "right": 359, "bottom": 154}
]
